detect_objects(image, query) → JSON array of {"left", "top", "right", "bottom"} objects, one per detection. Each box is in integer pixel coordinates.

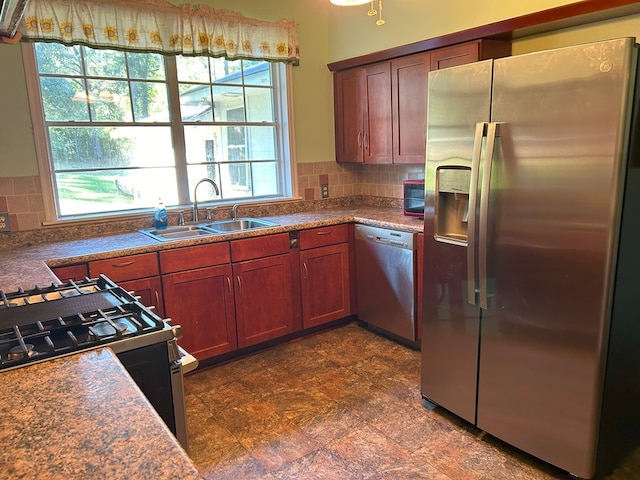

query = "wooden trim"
[{"left": 327, "top": 0, "right": 640, "bottom": 71}]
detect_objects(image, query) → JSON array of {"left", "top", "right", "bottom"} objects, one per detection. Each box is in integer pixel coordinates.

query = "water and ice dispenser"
[{"left": 435, "top": 167, "right": 471, "bottom": 244}]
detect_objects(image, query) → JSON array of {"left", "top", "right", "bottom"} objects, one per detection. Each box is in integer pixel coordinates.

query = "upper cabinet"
[
  {"left": 334, "top": 63, "right": 393, "bottom": 164},
  {"left": 333, "top": 39, "right": 511, "bottom": 165},
  {"left": 391, "top": 52, "right": 430, "bottom": 165},
  {"left": 430, "top": 40, "right": 510, "bottom": 70}
]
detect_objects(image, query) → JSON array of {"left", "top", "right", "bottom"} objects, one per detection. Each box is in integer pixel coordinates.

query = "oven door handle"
[{"left": 177, "top": 345, "right": 199, "bottom": 374}]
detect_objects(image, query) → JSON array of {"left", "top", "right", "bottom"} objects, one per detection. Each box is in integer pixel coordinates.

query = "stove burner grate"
[{"left": 0, "top": 275, "right": 166, "bottom": 369}]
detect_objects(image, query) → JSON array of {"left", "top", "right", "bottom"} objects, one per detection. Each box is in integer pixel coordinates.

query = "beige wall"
[
  {"left": 0, "top": 0, "right": 639, "bottom": 180},
  {"left": 327, "top": 0, "right": 579, "bottom": 61},
  {"left": 512, "top": 12, "right": 640, "bottom": 54}
]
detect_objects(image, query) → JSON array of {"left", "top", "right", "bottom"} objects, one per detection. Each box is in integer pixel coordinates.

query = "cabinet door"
[
  {"left": 162, "top": 264, "right": 237, "bottom": 360},
  {"left": 364, "top": 62, "right": 392, "bottom": 164},
  {"left": 392, "top": 52, "right": 430, "bottom": 164},
  {"left": 233, "top": 253, "right": 294, "bottom": 348},
  {"left": 430, "top": 42, "right": 480, "bottom": 70},
  {"left": 120, "top": 276, "right": 165, "bottom": 318},
  {"left": 334, "top": 68, "right": 364, "bottom": 163},
  {"left": 300, "top": 243, "right": 351, "bottom": 328}
]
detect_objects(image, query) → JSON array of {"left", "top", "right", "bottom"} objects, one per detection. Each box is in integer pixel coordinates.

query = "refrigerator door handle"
[
  {"left": 467, "top": 122, "right": 487, "bottom": 306},
  {"left": 478, "top": 122, "right": 503, "bottom": 309}
]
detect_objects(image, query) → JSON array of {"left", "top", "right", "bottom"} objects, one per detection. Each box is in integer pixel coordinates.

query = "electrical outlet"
[
  {"left": 0, "top": 212, "right": 10, "bottom": 232},
  {"left": 321, "top": 183, "right": 329, "bottom": 198}
]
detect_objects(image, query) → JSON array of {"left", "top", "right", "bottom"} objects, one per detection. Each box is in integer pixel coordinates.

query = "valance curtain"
[{"left": 19, "top": 0, "right": 300, "bottom": 65}]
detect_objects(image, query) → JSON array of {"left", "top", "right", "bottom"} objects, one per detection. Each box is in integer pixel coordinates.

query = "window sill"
[{"left": 41, "top": 196, "right": 303, "bottom": 229}]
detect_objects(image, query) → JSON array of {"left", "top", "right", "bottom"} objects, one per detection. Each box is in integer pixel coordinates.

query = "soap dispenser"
[{"left": 153, "top": 199, "right": 168, "bottom": 229}]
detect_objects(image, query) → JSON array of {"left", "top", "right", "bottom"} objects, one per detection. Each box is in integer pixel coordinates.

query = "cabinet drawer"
[
  {"left": 159, "top": 242, "right": 231, "bottom": 274},
  {"left": 299, "top": 224, "right": 349, "bottom": 250},
  {"left": 51, "top": 263, "right": 89, "bottom": 283},
  {"left": 231, "top": 233, "right": 290, "bottom": 262},
  {"left": 89, "top": 252, "right": 159, "bottom": 281}
]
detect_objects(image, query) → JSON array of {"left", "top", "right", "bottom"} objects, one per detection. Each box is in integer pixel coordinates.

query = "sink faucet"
[
  {"left": 230, "top": 204, "right": 240, "bottom": 220},
  {"left": 193, "top": 178, "right": 220, "bottom": 222}
]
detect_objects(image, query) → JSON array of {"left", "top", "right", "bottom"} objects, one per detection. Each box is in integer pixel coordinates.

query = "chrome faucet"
[
  {"left": 230, "top": 204, "right": 240, "bottom": 220},
  {"left": 193, "top": 178, "right": 220, "bottom": 222}
]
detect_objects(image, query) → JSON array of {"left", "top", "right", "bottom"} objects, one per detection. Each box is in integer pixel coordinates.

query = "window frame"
[{"left": 22, "top": 42, "right": 297, "bottom": 224}]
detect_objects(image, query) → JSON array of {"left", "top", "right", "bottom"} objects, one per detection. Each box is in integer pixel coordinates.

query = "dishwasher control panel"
[{"left": 355, "top": 224, "right": 416, "bottom": 250}]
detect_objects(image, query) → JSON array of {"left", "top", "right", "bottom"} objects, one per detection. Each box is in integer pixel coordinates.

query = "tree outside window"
[{"left": 29, "top": 42, "right": 291, "bottom": 218}]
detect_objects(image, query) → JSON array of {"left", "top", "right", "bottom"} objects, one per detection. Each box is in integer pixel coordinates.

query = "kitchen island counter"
[
  {"left": 0, "top": 347, "right": 202, "bottom": 480},
  {"left": 0, "top": 206, "right": 424, "bottom": 291}
]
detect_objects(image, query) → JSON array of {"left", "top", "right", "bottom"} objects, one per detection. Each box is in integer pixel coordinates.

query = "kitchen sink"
[
  {"left": 139, "top": 225, "right": 215, "bottom": 242},
  {"left": 140, "top": 218, "right": 278, "bottom": 241},
  {"left": 204, "top": 218, "right": 277, "bottom": 233}
]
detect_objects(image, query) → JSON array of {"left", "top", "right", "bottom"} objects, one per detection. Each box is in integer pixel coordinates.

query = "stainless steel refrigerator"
[{"left": 421, "top": 37, "right": 640, "bottom": 479}]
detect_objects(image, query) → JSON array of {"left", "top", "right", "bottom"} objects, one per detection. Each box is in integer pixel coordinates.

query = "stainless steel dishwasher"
[{"left": 355, "top": 224, "right": 417, "bottom": 343}]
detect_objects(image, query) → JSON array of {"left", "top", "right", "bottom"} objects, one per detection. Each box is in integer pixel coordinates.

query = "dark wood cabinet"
[
  {"left": 363, "top": 62, "right": 393, "bottom": 164},
  {"left": 89, "top": 252, "right": 159, "bottom": 282},
  {"left": 333, "top": 39, "right": 511, "bottom": 165},
  {"left": 334, "top": 68, "right": 364, "bottom": 163},
  {"left": 231, "top": 233, "right": 296, "bottom": 348},
  {"left": 391, "top": 52, "right": 430, "bottom": 165},
  {"left": 233, "top": 254, "right": 295, "bottom": 348},
  {"left": 121, "top": 276, "right": 165, "bottom": 318},
  {"left": 89, "top": 252, "right": 164, "bottom": 317},
  {"left": 430, "top": 39, "right": 510, "bottom": 70},
  {"left": 334, "top": 62, "right": 392, "bottom": 163},
  {"left": 160, "top": 243, "right": 236, "bottom": 361},
  {"left": 299, "top": 224, "right": 352, "bottom": 328},
  {"left": 51, "top": 263, "right": 88, "bottom": 283}
]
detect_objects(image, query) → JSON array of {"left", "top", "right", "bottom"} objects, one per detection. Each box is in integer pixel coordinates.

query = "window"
[{"left": 24, "top": 42, "right": 293, "bottom": 219}]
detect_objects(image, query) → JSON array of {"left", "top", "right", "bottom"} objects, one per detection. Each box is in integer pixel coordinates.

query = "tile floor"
[{"left": 184, "top": 323, "right": 640, "bottom": 479}]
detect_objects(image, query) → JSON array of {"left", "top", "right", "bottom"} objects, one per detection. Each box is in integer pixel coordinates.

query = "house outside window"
[{"left": 23, "top": 42, "right": 294, "bottom": 220}]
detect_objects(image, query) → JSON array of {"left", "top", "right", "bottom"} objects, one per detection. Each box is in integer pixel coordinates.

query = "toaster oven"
[{"left": 403, "top": 180, "right": 425, "bottom": 218}]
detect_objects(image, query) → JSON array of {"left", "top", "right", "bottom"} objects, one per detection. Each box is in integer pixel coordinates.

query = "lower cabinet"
[
  {"left": 89, "top": 252, "right": 164, "bottom": 317},
  {"left": 231, "top": 233, "right": 296, "bottom": 348},
  {"left": 44, "top": 218, "right": 366, "bottom": 368},
  {"left": 53, "top": 224, "right": 356, "bottom": 363},
  {"left": 121, "top": 276, "right": 165, "bottom": 318},
  {"left": 299, "top": 224, "right": 353, "bottom": 328},
  {"left": 51, "top": 263, "right": 89, "bottom": 283},
  {"left": 160, "top": 243, "right": 236, "bottom": 361}
]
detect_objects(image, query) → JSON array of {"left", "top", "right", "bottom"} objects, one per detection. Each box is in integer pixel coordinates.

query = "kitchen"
[{"left": 2, "top": 3, "right": 635, "bottom": 478}]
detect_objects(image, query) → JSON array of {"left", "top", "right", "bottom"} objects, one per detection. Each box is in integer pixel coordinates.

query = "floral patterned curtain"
[{"left": 19, "top": 0, "right": 300, "bottom": 65}]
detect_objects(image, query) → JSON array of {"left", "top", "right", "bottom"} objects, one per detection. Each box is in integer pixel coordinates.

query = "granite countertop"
[
  {"left": 0, "top": 348, "right": 202, "bottom": 480},
  {"left": 0, "top": 206, "right": 425, "bottom": 292}
]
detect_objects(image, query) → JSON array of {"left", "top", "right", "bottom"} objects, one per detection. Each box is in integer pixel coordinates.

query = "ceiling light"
[
  {"left": 331, "top": 0, "right": 386, "bottom": 26},
  {"left": 330, "top": 0, "right": 369, "bottom": 5}
]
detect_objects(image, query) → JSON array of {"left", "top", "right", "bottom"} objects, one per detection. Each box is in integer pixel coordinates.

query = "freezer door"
[
  {"left": 421, "top": 60, "right": 492, "bottom": 423},
  {"left": 476, "top": 38, "right": 637, "bottom": 478}
]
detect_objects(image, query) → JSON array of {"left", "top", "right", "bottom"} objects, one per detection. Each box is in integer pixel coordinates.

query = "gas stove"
[
  {"left": 0, "top": 273, "right": 194, "bottom": 450},
  {"left": 0, "top": 274, "right": 175, "bottom": 371}
]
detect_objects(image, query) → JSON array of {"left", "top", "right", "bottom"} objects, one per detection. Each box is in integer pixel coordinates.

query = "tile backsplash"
[
  {"left": 297, "top": 162, "right": 424, "bottom": 201},
  {"left": 0, "top": 162, "right": 425, "bottom": 233},
  {"left": 0, "top": 176, "right": 45, "bottom": 232}
]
